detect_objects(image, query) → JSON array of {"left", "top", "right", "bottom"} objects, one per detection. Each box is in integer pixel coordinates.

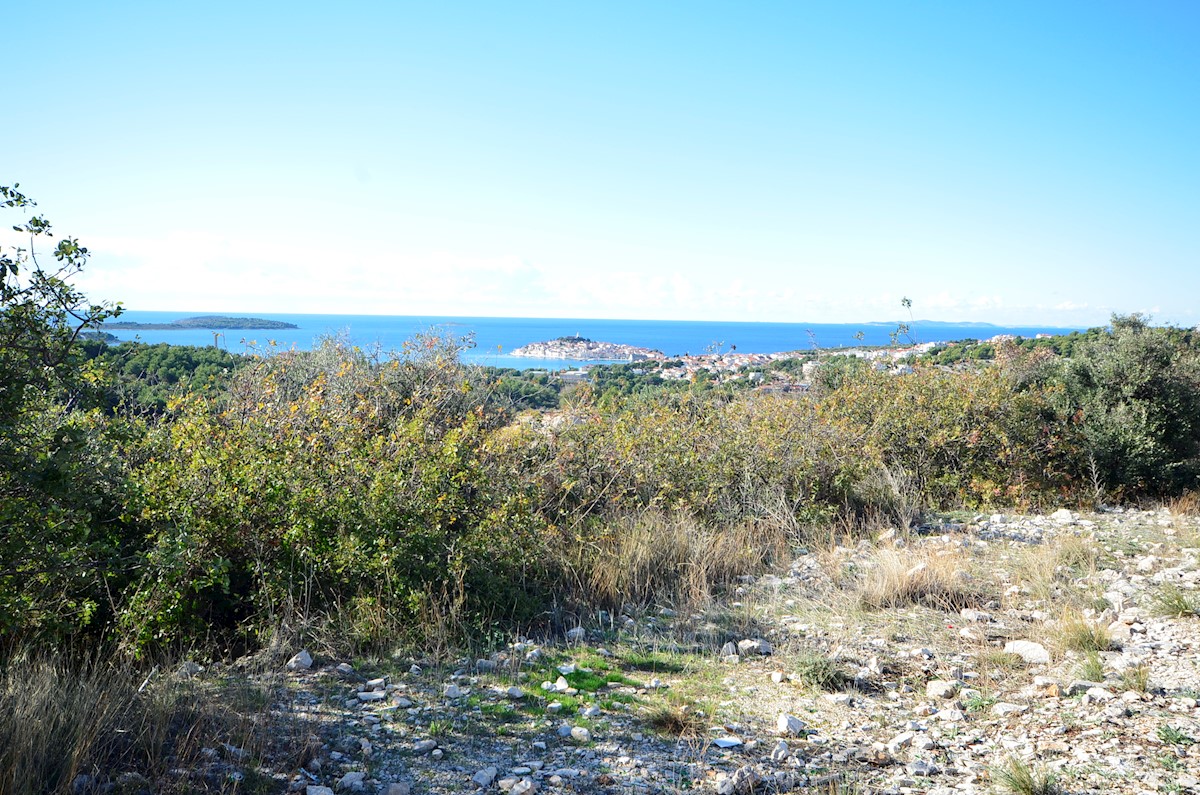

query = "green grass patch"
[
  {"left": 964, "top": 691, "right": 997, "bottom": 712},
  {"left": 526, "top": 693, "right": 581, "bottom": 717},
  {"left": 1153, "top": 585, "right": 1200, "bottom": 618},
  {"left": 791, "top": 652, "right": 848, "bottom": 691},
  {"left": 599, "top": 692, "right": 637, "bottom": 711},
  {"left": 480, "top": 702, "right": 519, "bottom": 721},
  {"left": 619, "top": 651, "right": 689, "bottom": 674},
  {"left": 1077, "top": 650, "right": 1105, "bottom": 682},
  {"left": 992, "top": 756, "right": 1060, "bottom": 795},
  {"left": 575, "top": 650, "right": 616, "bottom": 671},
  {"left": 1157, "top": 725, "right": 1196, "bottom": 746},
  {"left": 564, "top": 670, "right": 608, "bottom": 692}
]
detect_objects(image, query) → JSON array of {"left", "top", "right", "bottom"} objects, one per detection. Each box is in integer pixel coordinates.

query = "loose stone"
[
  {"left": 288, "top": 650, "right": 314, "bottom": 671},
  {"left": 1004, "top": 641, "right": 1050, "bottom": 664}
]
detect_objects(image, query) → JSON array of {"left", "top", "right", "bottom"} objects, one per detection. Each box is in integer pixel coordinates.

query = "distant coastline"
[
  {"left": 104, "top": 315, "right": 299, "bottom": 331},
  {"left": 101, "top": 311, "right": 1093, "bottom": 369}
]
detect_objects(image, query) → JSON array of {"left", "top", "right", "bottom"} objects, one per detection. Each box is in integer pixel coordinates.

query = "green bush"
[
  {"left": 0, "top": 185, "right": 138, "bottom": 647},
  {"left": 124, "top": 339, "right": 548, "bottom": 653},
  {"left": 820, "top": 364, "right": 1079, "bottom": 509},
  {"left": 1052, "top": 315, "right": 1200, "bottom": 498}
]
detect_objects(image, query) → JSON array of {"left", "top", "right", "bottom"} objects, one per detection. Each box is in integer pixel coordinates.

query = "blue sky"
[{"left": 6, "top": 1, "right": 1198, "bottom": 325}]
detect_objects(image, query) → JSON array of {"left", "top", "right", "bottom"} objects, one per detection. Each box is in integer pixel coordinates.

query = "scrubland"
[{"left": 5, "top": 185, "right": 1200, "bottom": 793}]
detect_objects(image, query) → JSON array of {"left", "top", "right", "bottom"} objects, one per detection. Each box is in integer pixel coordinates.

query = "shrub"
[
  {"left": 123, "top": 338, "right": 549, "bottom": 654},
  {"left": 0, "top": 184, "right": 140, "bottom": 647},
  {"left": 791, "top": 651, "right": 848, "bottom": 691},
  {"left": 821, "top": 365, "right": 1079, "bottom": 510},
  {"left": 1053, "top": 315, "right": 1200, "bottom": 499},
  {"left": 540, "top": 390, "right": 863, "bottom": 532}
]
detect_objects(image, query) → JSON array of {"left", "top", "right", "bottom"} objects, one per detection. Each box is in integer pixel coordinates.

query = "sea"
[{"left": 102, "top": 311, "right": 1092, "bottom": 371}]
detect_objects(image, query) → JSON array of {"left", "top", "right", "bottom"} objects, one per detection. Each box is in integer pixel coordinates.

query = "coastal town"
[
  {"left": 509, "top": 336, "right": 665, "bottom": 362},
  {"left": 509, "top": 332, "right": 1061, "bottom": 391}
]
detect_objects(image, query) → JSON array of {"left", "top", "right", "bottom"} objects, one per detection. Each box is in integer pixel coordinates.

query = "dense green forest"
[{"left": 5, "top": 184, "right": 1200, "bottom": 660}]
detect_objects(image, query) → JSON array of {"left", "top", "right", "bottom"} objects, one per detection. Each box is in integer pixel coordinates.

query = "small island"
[
  {"left": 103, "top": 315, "right": 299, "bottom": 331},
  {"left": 81, "top": 331, "right": 121, "bottom": 343},
  {"left": 510, "top": 336, "right": 664, "bottom": 362}
]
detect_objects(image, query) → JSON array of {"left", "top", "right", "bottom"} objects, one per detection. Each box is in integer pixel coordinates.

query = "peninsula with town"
[{"left": 509, "top": 335, "right": 665, "bottom": 361}]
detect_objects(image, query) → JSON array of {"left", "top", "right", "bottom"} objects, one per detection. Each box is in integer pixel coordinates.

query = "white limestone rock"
[
  {"left": 737, "top": 638, "right": 773, "bottom": 655},
  {"left": 777, "top": 713, "right": 807, "bottom": 735},
  {"left": 1004, "top": 640, "right": 1050, "bottom": 664},
  {"left": 926, "top": 680, "right": 958, "bottom": 700}
]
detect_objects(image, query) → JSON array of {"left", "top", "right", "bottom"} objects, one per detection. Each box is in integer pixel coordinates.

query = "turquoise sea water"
[{"left": 103, "top": 311, "right": 1091, "bottom": 370}]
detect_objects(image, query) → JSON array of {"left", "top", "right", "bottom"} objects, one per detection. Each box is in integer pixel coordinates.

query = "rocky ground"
[{"left": 102, "top": 507, "right": 1200, "bottom": 795}]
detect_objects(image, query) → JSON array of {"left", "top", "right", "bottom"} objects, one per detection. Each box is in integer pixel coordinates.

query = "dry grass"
[
  {"left": 1164, "top": 490, "right": 1200, "bottom": 518},
  {"left": 0, "top": 651, "right": 299, "bottom": 795},
  {"left": 858, "top": 546, "right": 984, "bottom": 612},
  {"left": 1076, "top": 650, "right": 1105, "bottom": 682},
  {"left": 643, "top": 698, "right": 708, "bottom": 738},
  {"left": 1013, "top": 534, "right": 1100, "bottom": 605},
  {"left": 1051, "top": 533, "right": 1101, "bottom": 573},
  {"left": 973, "top": 649, "right": 1028, "bottom": 689},
  {"left": 1053, "top": 608, "right": 1114, "bottom": 654},
  {"left": 568, "top": 509, "right": 790, "bottom": 614},
  {"left": 1120, "top": 663, "right": 1150, "bottom": 693},
  {"left": 850, "top": 464, "right": 922, "bottom": 529}
]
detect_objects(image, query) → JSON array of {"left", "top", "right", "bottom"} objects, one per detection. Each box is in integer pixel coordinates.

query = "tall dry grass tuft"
[
  {"left": 566, "top": 509, "right": 790, "bottom": 615},
  {"left": 1053, "top": 608, "right": 1114, "bottom": 654},
  {"left": 0, "top": 655, "right": 121, "bottom": 795},
  {"left": 0, "top": 652, "right": 296, "bottom": 795},
  {"left": 1012, "top": 534, "right": 1099, "bottom": 606},
  {"left": 850, "top": 464, "right": 922, "bottom": 529},
  {"left": 1165, "top": 489, "right": 1200, "bottom": 518},
  {"left": 859, "top": 546, "right": 984, "bottom": 612}
]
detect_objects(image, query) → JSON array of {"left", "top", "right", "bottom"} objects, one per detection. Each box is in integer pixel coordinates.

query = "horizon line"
[{"left": 112, "top": 308, "right": 1107, "bottom": 331}]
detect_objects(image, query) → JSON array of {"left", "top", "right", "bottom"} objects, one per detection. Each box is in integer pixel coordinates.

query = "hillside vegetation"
[
  {"left": 5, "top": 185, "right": 1200, "bottom": 657},
  {"left": 5, "top": 186, "right": 1200, "bottom": 791},
  {"left": 7, "top": 187, "right": 1200, "bottom": 795}
]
